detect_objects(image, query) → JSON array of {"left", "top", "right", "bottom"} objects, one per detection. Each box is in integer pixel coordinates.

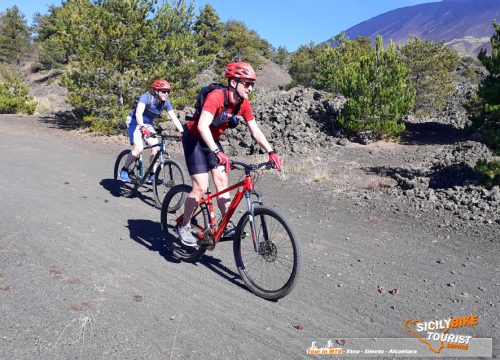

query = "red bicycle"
[{"left": 160, "top": 160, "right": 302, "bottom": 300}]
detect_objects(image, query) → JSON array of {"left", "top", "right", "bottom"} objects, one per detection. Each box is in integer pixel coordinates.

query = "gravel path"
[{"left": 0, "top": 114, "right": 497, "bottom": 359}]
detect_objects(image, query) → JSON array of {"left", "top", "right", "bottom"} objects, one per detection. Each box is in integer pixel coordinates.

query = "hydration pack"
[{"left": 186, "top": 83, "right": 241, "bottom": 128}]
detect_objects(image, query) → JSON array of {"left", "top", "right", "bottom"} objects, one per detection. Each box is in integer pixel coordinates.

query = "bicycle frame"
[
  {"left": 190, "top": 169, "right": 264, "bottom": 251},
  {"left": 134, "top": 135, "right": 176, "bottom": 186}
]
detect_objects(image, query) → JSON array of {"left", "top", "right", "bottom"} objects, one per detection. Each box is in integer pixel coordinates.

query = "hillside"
[{"left": 331, "top": 0, "right": 500, "bottom": 56}]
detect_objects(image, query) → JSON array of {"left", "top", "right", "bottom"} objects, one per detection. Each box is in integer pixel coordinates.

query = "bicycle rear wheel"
[
  {"left": 153, "top": 159, "right": 186, "bottom": 210},
  {"left": 233, "top": 206, "right": 302, "bottom": 300},
  {"left": 160, "top": 184, "right": 207, "bottom": 262},
  {"left": 113, "top": 149, "right": 139, "bottom": 198}
]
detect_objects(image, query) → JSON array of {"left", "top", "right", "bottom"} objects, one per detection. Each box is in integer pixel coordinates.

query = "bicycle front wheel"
[
  {"left": 233, "top": 206, "right": 302, "bottom": 300},
  {"left": 161, "top": 184, "right": 207, "bottom": 262},
  {"left": 113, "top": 149, "right": 139, "bottom": 198},
  {"left": 153, "top": 159, "right": 186, "bottom": 210}
]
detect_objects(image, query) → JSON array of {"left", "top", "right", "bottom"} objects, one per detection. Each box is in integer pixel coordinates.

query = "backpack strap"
[{"left": 221, "top": 87, "right": 229, "bottom": 114}]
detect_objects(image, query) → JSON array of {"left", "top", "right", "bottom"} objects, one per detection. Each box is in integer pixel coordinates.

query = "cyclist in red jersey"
[{"left": 178, "top": 62, "right": 283, "bottom": 247}]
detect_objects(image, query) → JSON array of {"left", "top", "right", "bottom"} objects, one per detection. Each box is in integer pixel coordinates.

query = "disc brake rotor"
[{"left": 259, "top": 241, "right": 277, "bottom": 262}]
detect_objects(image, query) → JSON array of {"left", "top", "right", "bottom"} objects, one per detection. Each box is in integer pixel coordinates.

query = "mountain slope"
[{"left": 335, "top": 0, "right": 500, "bottom": 55}]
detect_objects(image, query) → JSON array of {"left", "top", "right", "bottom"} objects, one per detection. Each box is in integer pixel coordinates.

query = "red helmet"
[
  {"left": 224, "top": 62, "right": 256, "bottom": 81},
  {"left": 152, "top": 79, "right": 172, "bottom": 91}
]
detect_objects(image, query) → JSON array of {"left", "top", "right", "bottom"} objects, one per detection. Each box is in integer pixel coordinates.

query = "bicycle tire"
[
  {"left": 113, "top": 149, "right": 139, "bottom": 198},
  {"left": 160, "top": 184, "right": 207, "bottom": 262},
  {"left": 153, "top": 158, "right": 186, "bottom": 210},
  {"left": 233, "top": 206, "right": 302, "bottom": 300}
]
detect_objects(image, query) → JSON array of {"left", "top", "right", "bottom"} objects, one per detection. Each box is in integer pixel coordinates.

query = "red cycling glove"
[
  {"left": 268, "top": 151, "right": 283, "bottom": 171},
  {"left": 214, "top": 149, "right": 231, "bottom": 173},
  {"left": 140, "top": 126, "right": 151, "bottom": 139}
]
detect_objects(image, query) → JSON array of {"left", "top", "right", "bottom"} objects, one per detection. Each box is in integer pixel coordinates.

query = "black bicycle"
[{"left": 113, "top": 134, "right": 187, "bottom": 209}]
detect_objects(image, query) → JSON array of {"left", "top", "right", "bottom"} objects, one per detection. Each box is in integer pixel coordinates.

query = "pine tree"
[
  {"left": 270, "top": 46, "right": 289, "bottom": 66},
  {"left": 217, "top": 20, "right": 270, "bottom": 74},
  {"left": 339, "top": 36, "right": 415, "bottom": 139},
  {"left": 0, "top": 6, "right": 31, "bottom": 65},
  {"left": 288, "top": 42, "right": 325, "bottom": 88},
  {"left": 467, "top": 21, "right": 500, "bottom": 152},
  {"left": 400, "top": 36, "right": 459, "bottom": 116},
  {"left": 32, "top": 5, "right": 72, "bottom": 70},
  {"left": 316, "top": 34, "right": 372, "bottom": 92},
  {"left": 194, "top": 4, "right": 223, "bottom": 57},
  {"left": 38, "top": 0, "right": 206, "bottom": 133},
  {"left": 477, "top": 22, "right": 500, "bottom": 122}
]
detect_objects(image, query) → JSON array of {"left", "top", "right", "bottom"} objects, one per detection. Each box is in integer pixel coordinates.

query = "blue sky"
[{"left": 2, "top": 0, "right": 440, "bottom": 51}]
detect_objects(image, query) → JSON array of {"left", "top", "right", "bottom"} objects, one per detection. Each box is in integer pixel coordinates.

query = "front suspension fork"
[{"left": 245, "top": 191, "right": 263, "bottom": 252}]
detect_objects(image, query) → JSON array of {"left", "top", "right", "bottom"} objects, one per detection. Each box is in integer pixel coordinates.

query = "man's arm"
[
  {"left": 247, "top": 119, "right": 283, "bottom": 170},
  {"left": 135, "top": 102, "right": 146, "bottom": 127},
  {"left": 247, "top": 119, "right": 273, "bottom": 153},
  {"left": 197, "top": 110, "right": 218, "bottom": 151},
  {"left": 167, "top": 109, "right": 184, "bottom": 133}
]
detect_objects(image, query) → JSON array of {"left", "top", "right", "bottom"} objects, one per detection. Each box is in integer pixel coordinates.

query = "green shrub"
[
  {"left": 338, "top": 36, "right": 414, "bottom": 139},
  {"left": 82, "top": 114, "right": 122, "bottom": 135},
  {"left": 474, "top": 159, "right": 500, "bottom": 189},
  {"left": 0, "top": 65, "right": 37, "bottom": 114},
  {"left": 462, "top": 56, "right": 481, "bottom": 66}
]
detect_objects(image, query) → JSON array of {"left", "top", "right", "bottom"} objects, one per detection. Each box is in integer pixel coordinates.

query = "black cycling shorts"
[{"left": 182, "top": 128, "right": 223, "bottom": 176}]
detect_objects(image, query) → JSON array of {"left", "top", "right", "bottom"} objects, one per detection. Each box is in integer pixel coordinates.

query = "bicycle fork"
[{"left": 244, "top": 191, "right": 265, "bottom": 253}]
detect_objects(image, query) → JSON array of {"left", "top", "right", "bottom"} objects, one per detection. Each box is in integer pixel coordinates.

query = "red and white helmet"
[
  {"left": 152, "top": 79, "right": 172, "bottom": 91},
  {"left": 224, "top": 62, "right": 256, "bottom": 81}
]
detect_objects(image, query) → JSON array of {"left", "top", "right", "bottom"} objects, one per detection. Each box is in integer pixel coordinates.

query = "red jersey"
[{"left": 185, "top": 88, "right": 254, "bottom": 140}]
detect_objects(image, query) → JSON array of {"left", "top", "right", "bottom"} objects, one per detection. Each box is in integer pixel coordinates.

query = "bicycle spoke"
[
  {"left": 234, "top": 207, "right": 301, "bottom": 299},
  {"left": 154, "top": 159, "right": 186, "bottom": 209}
]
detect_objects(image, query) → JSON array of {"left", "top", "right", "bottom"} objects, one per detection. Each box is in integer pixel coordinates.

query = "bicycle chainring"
[{"left": 197, "top": 229, "right": 215, "bottom": 251}]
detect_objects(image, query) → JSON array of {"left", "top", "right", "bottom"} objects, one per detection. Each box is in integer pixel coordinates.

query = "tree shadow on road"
[
  {"left": 39, "top": 111, "right": 82, "bottom": 130},
  {"left": 400, "top": 121, "right": 466, "bottom": 145},
  {"left": 127, "top": 219, "right": 253, "bottom": 296}
]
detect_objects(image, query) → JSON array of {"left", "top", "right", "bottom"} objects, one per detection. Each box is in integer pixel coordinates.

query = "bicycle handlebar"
[
  {"left": 230, "top": 160, "right": 274, "bottom": 171},
  {"left": 151, "top": 133, "right": 182, "bottom": 141}
]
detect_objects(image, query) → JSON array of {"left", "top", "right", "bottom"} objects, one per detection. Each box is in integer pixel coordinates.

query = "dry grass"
[
  {"left": 285, "top": 157, "right": 331, "bottom": 184},
  {"left": 365, "top": 176, "right": 395, "bottom": 190},
  {"left": 33, "top": 95, "right": 58, "bottom": 115}
]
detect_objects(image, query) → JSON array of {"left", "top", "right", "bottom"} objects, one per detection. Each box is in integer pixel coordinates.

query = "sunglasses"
[
  {"left": 239, "top": 81, "right": 255, "bottom": 88},
  {"left": 159, "top": 89, "right": 170, "bottom": 94}
]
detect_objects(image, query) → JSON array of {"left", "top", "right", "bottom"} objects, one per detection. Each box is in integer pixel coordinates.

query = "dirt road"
[{"left": 0, "top": 115, "right": 497, "bottom": 359}]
